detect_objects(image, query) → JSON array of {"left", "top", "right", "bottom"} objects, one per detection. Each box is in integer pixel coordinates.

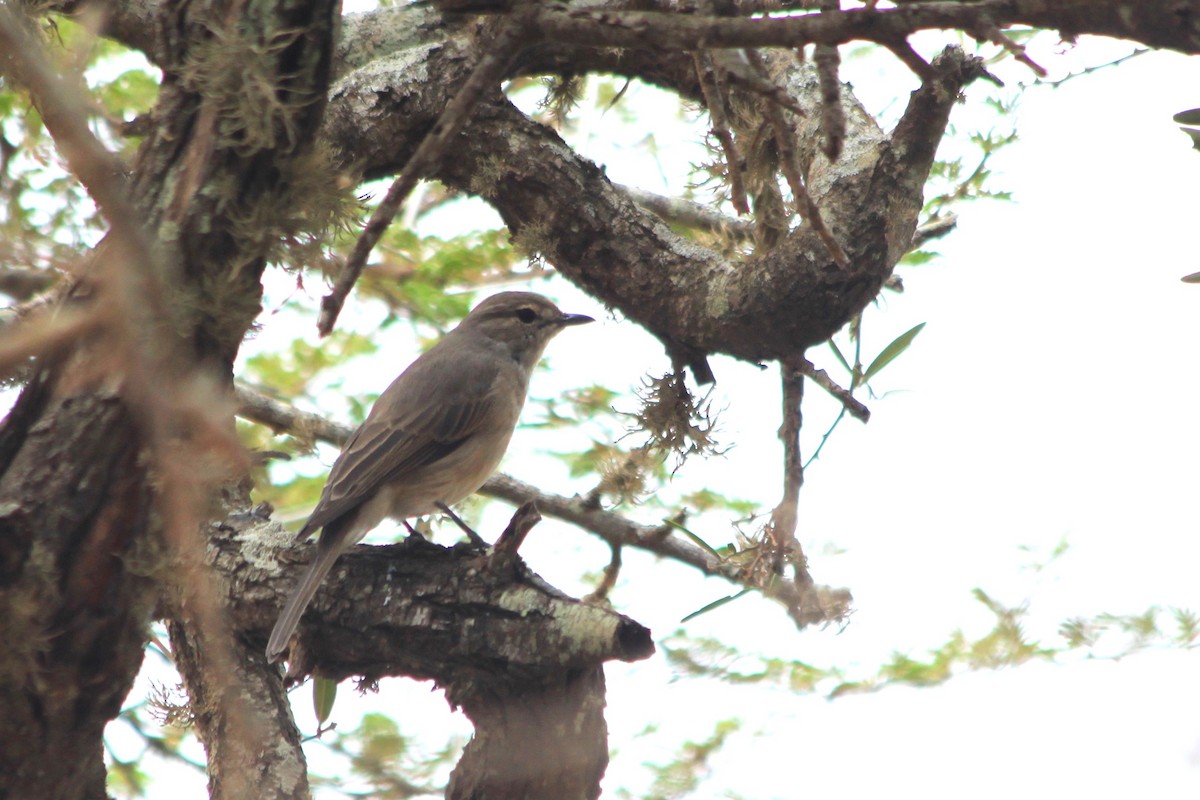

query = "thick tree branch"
[
  {"left": 214, "top": 499, "right": 651, "bottom": 800},
  {"left": 521, "top": 2, "right": 1200, "bottom": 57},
  {"left": 324, "top": 28, "right": 983, "bottom": 373}
]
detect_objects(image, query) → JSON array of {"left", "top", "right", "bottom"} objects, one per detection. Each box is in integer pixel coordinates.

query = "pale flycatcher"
[{"left": 266, "top": 291, "right": 593, "bottom": 661}]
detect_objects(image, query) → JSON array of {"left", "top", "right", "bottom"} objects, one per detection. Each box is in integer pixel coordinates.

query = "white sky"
[{"left": 104, "top": 18, "right": 1200, "bottom": 800}]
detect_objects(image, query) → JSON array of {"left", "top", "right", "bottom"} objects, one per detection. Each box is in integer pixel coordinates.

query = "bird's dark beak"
[{"left": 558, "top": 312, "right": 594, "bottom": 327}]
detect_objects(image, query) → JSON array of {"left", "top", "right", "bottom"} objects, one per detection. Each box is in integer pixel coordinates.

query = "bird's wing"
[{"left": 297, "top": 345, "right": 508, "bottom": 538}]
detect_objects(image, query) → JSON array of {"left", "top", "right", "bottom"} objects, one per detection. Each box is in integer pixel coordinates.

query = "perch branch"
[{"left": 233, "top": 381, "right": 850, "bottom": 628}]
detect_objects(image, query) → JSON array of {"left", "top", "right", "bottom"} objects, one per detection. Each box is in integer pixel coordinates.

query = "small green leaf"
[
  {"left": 900, "top": 248, "right": 938, "bottom": 267},
  {"left": 827, "top": 339, "right": 852, "bottom": 374},
  {"left": 681, "top": 589, "right": 752, "bottom": 623},
  {"left": 1172, "top": 108, "right": 1200, "bottom": 126},
  {"left": 313, "top": 676, "right": 338, "bottom": 725},
  {"left": 861, "top": 322, "right": 926, "bottom": 383},
  {"left": 665, "top": 518, "right": 723, "bottom": 559}
]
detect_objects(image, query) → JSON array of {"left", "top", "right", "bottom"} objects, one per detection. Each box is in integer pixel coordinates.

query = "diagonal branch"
[{"left": 317, "top": 5, "right": 536, "bottom": 336}]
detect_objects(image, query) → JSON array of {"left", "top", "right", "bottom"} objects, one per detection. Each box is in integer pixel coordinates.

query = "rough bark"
[
  {"left": 0, "top": 387, "right": 155, "bottom": 799},
  {"left": 208, "top": 500, "right": 653, "bottom": 800},
  {"left": 0, "top": 1, "right": 339, "bottom": 798},
  {"left": 2, "top": 1, "right": 1195, "bottom": 798},
  {"left": 215, "top": 507, "right": 653, "bottom": 681},
  {"left": 320, "top": 20, "right": 982, "bottom": 369}
]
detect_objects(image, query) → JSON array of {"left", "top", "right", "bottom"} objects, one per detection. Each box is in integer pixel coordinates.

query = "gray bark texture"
[{"left": 0, "top": 1, "right": 1195, "bottom": 798}]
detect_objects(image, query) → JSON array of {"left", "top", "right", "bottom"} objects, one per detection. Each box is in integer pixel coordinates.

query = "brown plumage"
[{"left": 266, "top": 292, "right": 592, "bottom": 662}]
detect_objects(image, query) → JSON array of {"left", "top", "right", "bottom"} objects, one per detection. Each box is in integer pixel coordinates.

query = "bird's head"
[{"left": 457, "top": 291, "right": 594, "bottom": 367}]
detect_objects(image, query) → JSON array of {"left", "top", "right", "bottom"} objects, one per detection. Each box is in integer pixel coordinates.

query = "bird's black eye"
[{"left": 515, "top": 307, "right": 538, "bottom": 324}]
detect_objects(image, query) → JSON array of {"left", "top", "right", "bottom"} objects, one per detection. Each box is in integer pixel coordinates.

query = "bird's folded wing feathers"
[{"left": 297, "top": 353, "right": 507, "bottom": 538}]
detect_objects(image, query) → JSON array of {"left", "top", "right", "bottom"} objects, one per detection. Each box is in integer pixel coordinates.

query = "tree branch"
[
  {"left": 232, "top": 381, "right": 852, "bottom": 630},
  {"left": 521, "top": 2, "right": 1200, "bottom": 56}
]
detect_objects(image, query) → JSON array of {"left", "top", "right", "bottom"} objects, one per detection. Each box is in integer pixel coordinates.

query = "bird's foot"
[{"left": 436, "top": 502, "right": 489, "bottom": 550}]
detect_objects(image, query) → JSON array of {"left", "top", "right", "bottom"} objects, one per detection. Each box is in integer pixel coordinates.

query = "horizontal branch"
[
  {"left": 233, "top": 381, "right": 852, "bottom": 627},
  {"left": 520, "top": 2, "right": 1200, "bottom": 56}
]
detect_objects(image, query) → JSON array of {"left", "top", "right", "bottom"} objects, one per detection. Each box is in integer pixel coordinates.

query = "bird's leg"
[
  {"left": 402, "top": 520, "right": 425, "bottom": 540},
  {"left": 435, "top": 502, "right": 489, "bottom": 549}
]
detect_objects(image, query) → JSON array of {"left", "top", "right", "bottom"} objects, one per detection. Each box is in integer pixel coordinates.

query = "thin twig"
[
  {"left": 317, "top": 7, "right": 534, "bottom": 336},
  {"left": 976, "top": 19, "right": 1047, "bottom": 76},
  {"left": 883, "top": 38, "right": 934, "bottom": 80},
  {"left": 584, "top": 542, "right": 622, "bottom": 604},
  {"left": 1037, "top": 48, "right": 1148, "bottom": 89},
  {"left": 766, "top": 355, "right": 813, "bottom": 593},
  {"left": 795, "top": 357, "right": 869, "bottom": 422},
  {"left": 0, "top": 273, "right": 76, "bottom": 334},
  {"left": 803, "top": 405, "right": 845, "bottom": 469},
  {"left": 709, "top": 49, "right": 808, "bottom": 118},
  {"left": 813, "top": 41, "right": 843, "bottom": 160},
  {"left": 490, "top": 501, "right": 541, "bottom": 563},
  {"left": 813, "top": 1, "right": 844, "bottom": 161}
]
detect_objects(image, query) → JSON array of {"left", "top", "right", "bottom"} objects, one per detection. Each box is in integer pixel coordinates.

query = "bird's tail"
[{"left": 266, "top": 537, "right": 346, "bottom": 662}]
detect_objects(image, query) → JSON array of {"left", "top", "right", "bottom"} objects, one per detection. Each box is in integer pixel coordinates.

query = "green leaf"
[
  {"left": 1172, "top": 108, "right": 1200, "bottom": 126},
  {"left": 828, "top": 339, "right": 852, "bottom": 374},
  {"left": 900, "top": 248, "right": 938, "bottom": 267},
  {"left": 861, "top": 322, "right": 926, "bottom": 384},
  {"left": 313, "top": 676, "right": 338, "bottom": 725},
  {"left": 664, "top": 518, "right": 722, "bottom": 559},
  {"left": 681, "top": 589, "right": 752, "bottom": 623}
]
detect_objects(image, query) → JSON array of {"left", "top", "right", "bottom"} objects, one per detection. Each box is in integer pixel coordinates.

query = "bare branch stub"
[
  {"left": 491, "top": 500, "right": 542, "bottom": 563},
  {"left": 584, "top": 542, "right": 622, "bottom": 604}
]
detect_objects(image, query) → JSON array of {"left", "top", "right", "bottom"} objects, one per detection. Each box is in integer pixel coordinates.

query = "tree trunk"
[{"left": 0, "top": 1, "right": 338, "bottom": 797}]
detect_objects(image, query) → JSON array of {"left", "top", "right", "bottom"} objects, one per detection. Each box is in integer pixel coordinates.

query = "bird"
[{"left": 266, "top": 291, "right": 593, "bottom": 661}]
